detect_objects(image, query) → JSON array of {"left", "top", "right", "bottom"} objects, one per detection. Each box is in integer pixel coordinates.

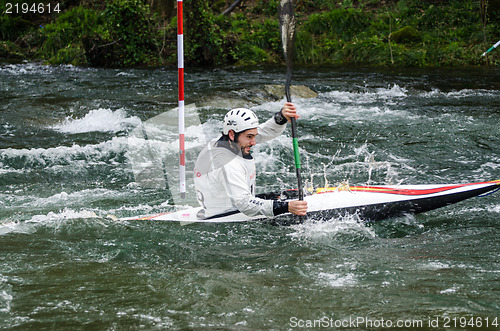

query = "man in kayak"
[{"left": 193, "top": 102, "right": 308, "bottom": 218}]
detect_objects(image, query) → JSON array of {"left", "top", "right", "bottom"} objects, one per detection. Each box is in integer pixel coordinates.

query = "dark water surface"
[{"left": 1, "top": 63, "right": 499, "bottom": 329}]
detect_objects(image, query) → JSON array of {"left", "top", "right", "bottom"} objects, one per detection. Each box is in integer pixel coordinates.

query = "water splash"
[
  {"left": 287, "top": 214, "right": 376, "bottom": 241},
  {"left": 53, "top": 108, "right": 141, "bottom": 134}
]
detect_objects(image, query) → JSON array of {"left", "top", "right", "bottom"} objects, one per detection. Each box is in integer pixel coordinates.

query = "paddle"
[
  {"left": 279, "top": 0, "right": 303, "bottom": 200},
  {"left": 482, "top": 40, "right": 500, "bottom": 56}
]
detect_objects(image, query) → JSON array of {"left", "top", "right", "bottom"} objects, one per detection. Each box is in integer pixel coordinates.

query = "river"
[{"left": 1, "top": 63, "right": 499, "bottom": 329}]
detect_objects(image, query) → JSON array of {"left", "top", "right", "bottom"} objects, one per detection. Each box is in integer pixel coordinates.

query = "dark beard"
[
  {"left": 216, "top": 133, "right": 253, "bottom": 159},
  {"left": 234, "top": 133, "right": 253, "bottom": 159}
]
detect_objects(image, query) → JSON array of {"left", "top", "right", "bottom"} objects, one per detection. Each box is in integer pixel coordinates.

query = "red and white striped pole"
[{"left": 177, "top": 0, "right": 186, "bottom": 198}]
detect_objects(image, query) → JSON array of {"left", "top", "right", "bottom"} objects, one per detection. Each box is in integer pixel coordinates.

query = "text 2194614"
[{"left": 4, "top": 2, "right": 61, "bottom": 14}]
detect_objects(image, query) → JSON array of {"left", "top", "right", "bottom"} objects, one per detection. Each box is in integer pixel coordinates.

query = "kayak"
[{"left": 115, "top": 179, "right": 500, "bottom": 225}]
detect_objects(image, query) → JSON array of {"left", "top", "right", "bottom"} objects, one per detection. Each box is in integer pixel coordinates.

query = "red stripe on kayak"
[
  {"left": 348, "top": 184, "right": 466, "bottom": 195},
  {"left": 132, "top": 212, "right": 173, "bottom": 221},
  {"left": 317, "top": 179, "right": 500, "bottom": 196}
]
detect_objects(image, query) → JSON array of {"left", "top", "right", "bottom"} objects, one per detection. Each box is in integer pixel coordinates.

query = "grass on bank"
[{"left": 0, "top": 0, "right": 498, "bottom": 67}]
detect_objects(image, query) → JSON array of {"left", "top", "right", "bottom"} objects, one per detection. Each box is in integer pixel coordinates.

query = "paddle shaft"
[
  {"left": 482, "top": 39, "right": 500, "bottom": 56},
  {"left": 280, "top": 0, "right": 303, "bottom": 201},
  {"left": 284, "top": 66, "right": 304, "bottom": 201}
]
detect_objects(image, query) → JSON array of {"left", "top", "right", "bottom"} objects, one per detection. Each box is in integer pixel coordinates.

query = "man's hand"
[
  {"left": 288, "top": 200, "right": 308, "bottom": 216},
  {"left": 281, "top": 102, "right": 300, "bottom": 122}
]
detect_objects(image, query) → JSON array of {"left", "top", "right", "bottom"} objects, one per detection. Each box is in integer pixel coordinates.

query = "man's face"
[{"left": 231, "top": 128, "right": 258, "bottom": 156}]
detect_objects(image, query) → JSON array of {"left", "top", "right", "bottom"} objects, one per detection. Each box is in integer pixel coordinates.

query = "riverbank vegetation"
[{"left": 1, "top": 0, "right": 499, "bottom": 67}]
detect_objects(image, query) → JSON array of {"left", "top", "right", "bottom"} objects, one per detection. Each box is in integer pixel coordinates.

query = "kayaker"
[{"left": 193, "top": 102, "right": 308, "bottom": 218}]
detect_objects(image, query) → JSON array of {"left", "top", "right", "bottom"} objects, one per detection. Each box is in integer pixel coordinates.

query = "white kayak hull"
[{"left": 117, "top": 180, "right": 500, "bottom": 224}]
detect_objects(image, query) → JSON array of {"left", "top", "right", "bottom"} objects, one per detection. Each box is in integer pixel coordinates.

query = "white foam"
[
  {"left": 445, "top": 88, "right": 496, "bottom": 98},
  {"left": 0, "top": 277, "right": 13, "bottom": 313},
  {"left": 116, "top": 71, "right": 137, "bottom": 77},
  {"left": 0, "top": 136, "right": 129, "bottom": 169},
  {"left": 318, "top": 272, "right": 358, "bottom": 287},
  {"left": 321, "top": 84, "right": 407, "bottom": 104},
  {"left": 440, "top": 286, "right": 459, "bottom": 294},
  {"left": 53, "top": 108, "right": 141, "bottom": 134},
  {"left": 287, "top": 215, "right": 376, "bottom": 240},
  {"left": 376, "top": 84, "right": 408, "bottom": 98},
  {"left": 0, "top": 221, "right": 21, "bottom": 236},
  {"left": 0, "top": 208, "right": 99, "bottom": 236},
  {"left": 0, "top": 63, "right": 86, "bottom": 75},
  {"left": 256, "top": 88, "right": 413, "bottom": 124},
  {"left": 25, "top": 208, "right": 101, "bottom": 224},
  {"left": 0, "top": 63, "right": 48, "bottom": 75},
  {"left": 422, "top": 88, "right": 497, "bottom": 99},
  {"left": 423, "top": 261, "right": 451, "bottom": 270},
  {"left": 29, "top": 189, "right": 118, "bottom": 209}
]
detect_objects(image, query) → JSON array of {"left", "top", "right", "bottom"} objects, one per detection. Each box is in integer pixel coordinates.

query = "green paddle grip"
[{"left": 293, "top": 137, "right": 301, "bottom": 169}]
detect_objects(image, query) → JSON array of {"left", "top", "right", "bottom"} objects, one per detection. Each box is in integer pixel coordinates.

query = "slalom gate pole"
[{"left": 177, "top": 0, "right": 186, "bottom": 199}]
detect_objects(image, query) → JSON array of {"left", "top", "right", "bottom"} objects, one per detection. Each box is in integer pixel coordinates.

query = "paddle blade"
[{"left": 279, "top": 0, "right": 296, "bottom": 66}]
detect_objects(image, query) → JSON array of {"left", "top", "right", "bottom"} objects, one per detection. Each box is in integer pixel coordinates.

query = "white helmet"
[{"left": 222, "top": 108, "right": 259, "bottom": 135}]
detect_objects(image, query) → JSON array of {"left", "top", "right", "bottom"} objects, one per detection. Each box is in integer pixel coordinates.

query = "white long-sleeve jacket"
[{"left": 193, "top": 115, "right": 287, "bottom": 218}]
